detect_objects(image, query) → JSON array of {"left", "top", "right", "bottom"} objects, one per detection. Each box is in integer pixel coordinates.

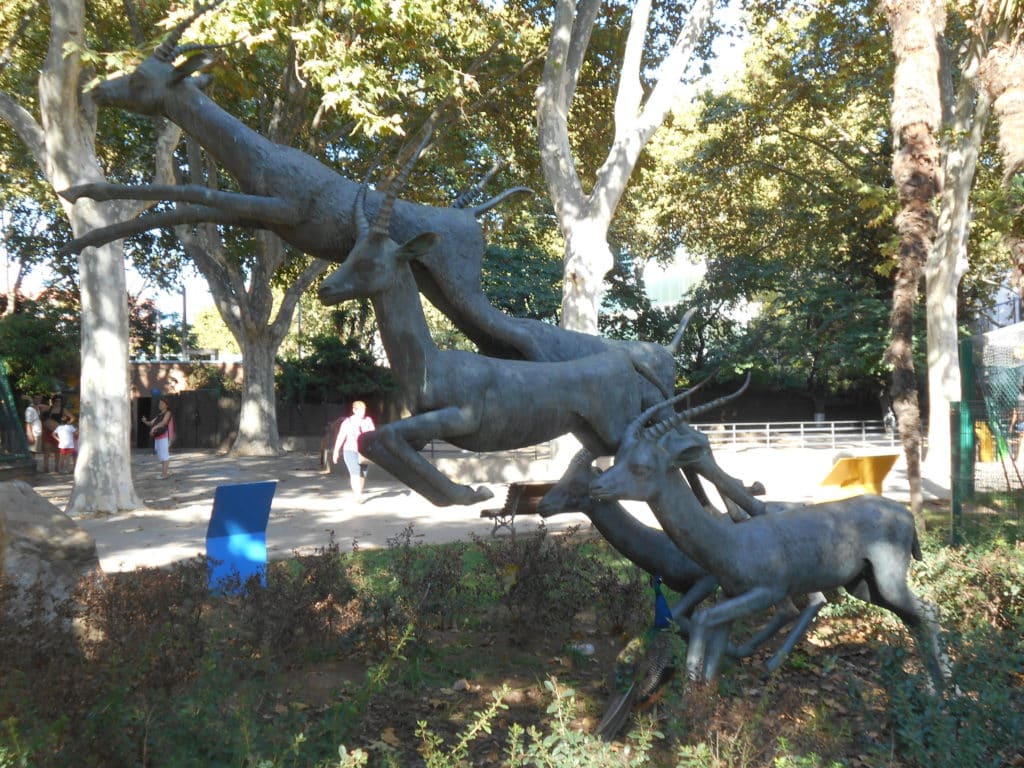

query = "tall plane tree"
[
  {"left": 0, "top": 0, "right": 179, "bottom": 513},
  {"left": 977, "top": 17, "right": 1024, "bottom": 295},
  {"left": 535, "top": 0, "right": 717, "bottom": 334}
]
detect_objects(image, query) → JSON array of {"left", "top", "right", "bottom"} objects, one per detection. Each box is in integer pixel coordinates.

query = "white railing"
[
  {"left": 422, "top": 419, "right": 902, "bottom": 458},
  {"left": 691, "top": 420, "right": 900, "bottom": 450}
]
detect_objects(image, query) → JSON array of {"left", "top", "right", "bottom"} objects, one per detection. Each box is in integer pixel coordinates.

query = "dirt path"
[{"left": 22, "top": 444, "right": 926, "bottom": 573}]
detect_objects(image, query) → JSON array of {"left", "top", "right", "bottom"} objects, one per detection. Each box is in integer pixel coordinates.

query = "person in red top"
[{"left": 332, "top": 400, "right": 375, "bottom": 499}]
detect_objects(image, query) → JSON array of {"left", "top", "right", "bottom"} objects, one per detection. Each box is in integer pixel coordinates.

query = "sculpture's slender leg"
[
  {"left": 858, "top": 558, "right": 951, "bottom": 692},
  {"left": 687, "top": 586, "right": 785, "bottom": 680},
  {"left": 359, "top": 408, "right": 494, "bottom": 506},
  {"left": 765, "top": 592, "right": 827, "bottom": 671},
  {"left": 670, "top": 575, "right": 719, "bottom": 622},
  {"left": 701, "top": 620, "right": 734, "bottom": 681}
]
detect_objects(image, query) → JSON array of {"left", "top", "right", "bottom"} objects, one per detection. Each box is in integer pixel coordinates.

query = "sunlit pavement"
[{"left": 22, "top": 446, "right": 936, "bottom": 574}]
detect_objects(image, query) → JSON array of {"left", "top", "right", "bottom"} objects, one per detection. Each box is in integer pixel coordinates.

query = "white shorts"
[{"left": 154, "top": 436, "right": 170, "bottom": 462}]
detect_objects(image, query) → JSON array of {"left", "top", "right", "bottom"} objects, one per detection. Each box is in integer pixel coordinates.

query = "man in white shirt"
[{"left": 24, "top": 393, "right": 42, "bottom": 454}]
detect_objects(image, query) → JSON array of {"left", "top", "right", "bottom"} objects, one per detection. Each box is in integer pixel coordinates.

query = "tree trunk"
[
  {"left": 884, "top": 0, "right": 946, "bottom": 530},
  {"left": 169, "top": 138, "right": 329, "bottom": 456},
  {"left": 922, "top": 36, "right": 990, "bottom": 489},
  {"left": 978, "top": 41, "right": 1024, "bottom": 296},
  {"left": 234, "top": 335, "right": 281, "bottom": 456},
  {"left": 561, "top": 219, "right": 615, "bottom": 334},
  {"left": 536, "top": 0, "right": 717, "bottom": 333},
  {"left": 37, "top": 0, "right": 139, "bottom": 513},
  {"left": 68, "top": 209, "right": 140, "bottom": 513}
]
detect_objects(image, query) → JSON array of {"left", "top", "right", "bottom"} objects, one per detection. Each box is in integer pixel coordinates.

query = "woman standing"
[
  {"left": 332, "top": 400, "right": 375, "bottom": 499},
  {"left": 142, "top": 399, "right": 174, "bottom": 478}
]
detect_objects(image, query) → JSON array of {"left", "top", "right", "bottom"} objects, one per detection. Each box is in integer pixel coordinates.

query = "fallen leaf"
[{"left": 381, "top": 727, "right": 400, "bottom": 747}]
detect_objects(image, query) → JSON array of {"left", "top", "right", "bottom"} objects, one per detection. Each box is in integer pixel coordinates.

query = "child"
[{"left": 54, "top": 413, "right": 77, "bottom": 474}]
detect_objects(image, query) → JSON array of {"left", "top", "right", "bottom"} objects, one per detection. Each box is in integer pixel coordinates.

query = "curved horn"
[
  {"left": 643, "top": 372, "right": 752, "bottom": 441},
  {"left": 468, "top": 186, "right": 534, "bottom": 217},
  {"left": 372, "top": 122, "right": 434, "bottom": 236},
  {"left": 452, "top": 159, "right": 504, "bottom": 209},
  {"left": 679, "top": 371, "right": 751, "bottom": 421},
  {"left": 667, "top": 307, "right": 697, "bottom": 354},
  {"left": 154, "top": 2, "right": 224, "bottom": 62},
  {"left": 354, "top": 185, "right": 370, "bottom": 240},
  {"left": 624, "top": 373, "right": 717, "bottom": 441}
]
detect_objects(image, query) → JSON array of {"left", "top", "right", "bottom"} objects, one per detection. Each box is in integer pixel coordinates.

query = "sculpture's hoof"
[{"left": 472, "top": 486, "right": 495, "bottom": 503}]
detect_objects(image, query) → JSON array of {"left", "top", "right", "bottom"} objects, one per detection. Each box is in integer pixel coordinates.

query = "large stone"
[{"left": 0, "top": 480, "right": 100, "bottom": 618}]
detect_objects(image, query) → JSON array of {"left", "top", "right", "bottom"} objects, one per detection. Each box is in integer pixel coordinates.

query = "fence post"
[{"left": 950, "top": 401, "right": 971, "bottom": 547}]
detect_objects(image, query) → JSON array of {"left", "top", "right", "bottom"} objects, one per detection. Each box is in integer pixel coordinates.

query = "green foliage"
[
  {"left": 482, "top": 244, "right": 563, "bottom": 322},
  {"left": 628, "top": 0, "right": 901, "bottom": 398},
  {"left": 1, "top": 522, "right": 1022, "bottom": 767},
  {"left": 184, "top": 363, "right": 241, "bottom": 394},
  {"left": 189, "top": 305, "right": 242, "bottom": 360},
  {"left": 503, "top": 679, "right": 660, "bottom": 767},
  {"left": 0, "top": 293, "right": 80, "bottom": 397},
  {"left": 275, "top": 334, "right": 396, "bottom": 403}
]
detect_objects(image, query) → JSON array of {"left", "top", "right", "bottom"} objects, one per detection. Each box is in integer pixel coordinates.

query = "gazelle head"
[
  {"left": 589, "top": 374, "right": 751, "bottom": 502},
  {"left": 318, "top": 186, "right": 438, "bottom": 305},
  {"left": 92, "top": 3, "right": 226, "bottom": 114},
  {"left": 319, "top": 124, "right": 439, "bottom": 306},
  {"left": 536, "top": 449, "right": 598, "bottom": 518}
]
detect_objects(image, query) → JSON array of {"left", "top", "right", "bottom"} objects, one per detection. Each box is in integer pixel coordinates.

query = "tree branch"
[
  {"left": 635, "top": 0, "right": 717, "bottom": 139},
  {"left": 536, "top": 0, "right": 590, "bottom": 217},
  {"left": 591, "top": 0, "right": 717, "bottom": 221},
  {"left": 269, "top": 257, "right": 331, "bottom": 339},
  {"left": 0, "top": 91, "right": 48, "bottom": 171},
  {"left": 565, "top": 0, "right": 602, "bottom": 107},
  {"left": 615, "top": 0, "right": 651, "bottom": 126}
]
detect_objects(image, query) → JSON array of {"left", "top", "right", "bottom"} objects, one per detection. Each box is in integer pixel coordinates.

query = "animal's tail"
[{"left": 595, "top": 684, "right": 637, "bottom": 739}]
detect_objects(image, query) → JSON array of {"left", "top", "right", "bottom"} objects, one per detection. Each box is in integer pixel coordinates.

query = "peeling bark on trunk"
[
  {"left": 885, "top": 0, "right": 946, "bottom": 530},
  {"left": 234, "top": 336, "right": 281, "bottom": 456},
  {"left": 888, "top": 123, "right": 941, "bottom": 527},
  {"left": 536, "top": 0, "right": 716, "bottom": 333},
  {"left": 31, "top": 0, "right": 141, "bottom": 514},
  {"left": 978, "top": 41, "right": 1024, "bottom": 297},
  {"left": 922, "top": 36, "right": 990, "bottom": 490}
]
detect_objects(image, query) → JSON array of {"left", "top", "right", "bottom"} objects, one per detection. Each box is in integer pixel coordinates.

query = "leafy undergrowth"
[{"left": 1, "top": 519, "right": 1022, "bottom": 768}]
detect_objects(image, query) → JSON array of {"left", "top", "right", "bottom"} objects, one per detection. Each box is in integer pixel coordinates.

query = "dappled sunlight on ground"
[{"left": 22, "top": 444, "right": 932, "bottom": 574}]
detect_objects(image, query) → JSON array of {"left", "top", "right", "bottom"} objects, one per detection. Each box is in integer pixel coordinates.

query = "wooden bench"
[{"left": 480, "top": 481, "right": 557, "bottom": 537}]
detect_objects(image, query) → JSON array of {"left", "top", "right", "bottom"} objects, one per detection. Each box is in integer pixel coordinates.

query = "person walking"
[
  {"left": 332, "top": 400, "right": 375, "bottom": 499},
  {"left": 142, "top": 399, "right": 174, "bottom": 478}
]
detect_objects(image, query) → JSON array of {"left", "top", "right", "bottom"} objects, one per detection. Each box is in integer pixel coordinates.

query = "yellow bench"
[{"left": 819, "top": 453, "right": 899, "bottom": 499}]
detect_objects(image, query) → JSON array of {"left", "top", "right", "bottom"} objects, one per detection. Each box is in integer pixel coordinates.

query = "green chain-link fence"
[{"left": 951, "top": 327, "right": 1024, "bottom": 543}]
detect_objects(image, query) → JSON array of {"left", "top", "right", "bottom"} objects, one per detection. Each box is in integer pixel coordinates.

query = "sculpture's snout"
[
  {"left": 588, "top": 475, "right": 615, "bottom": 501},
  {"left": 318, "top": 267, "right": 350, "bottom": 306},
  {"left": 536, "top": 488, "right": 574, "bottom": 518}
]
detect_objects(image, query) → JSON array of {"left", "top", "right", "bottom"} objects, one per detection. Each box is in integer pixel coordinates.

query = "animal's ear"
[
  {"left": 397, "top": 232, "right": 440, "bottom": 262},
  {"left": 659, "top": 426, "right": 711, "bottom": 469}
]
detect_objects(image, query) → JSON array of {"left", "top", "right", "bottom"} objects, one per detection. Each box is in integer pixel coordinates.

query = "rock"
[{"left": 0, "top": 480, "right": 100, "bottom": 621}]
